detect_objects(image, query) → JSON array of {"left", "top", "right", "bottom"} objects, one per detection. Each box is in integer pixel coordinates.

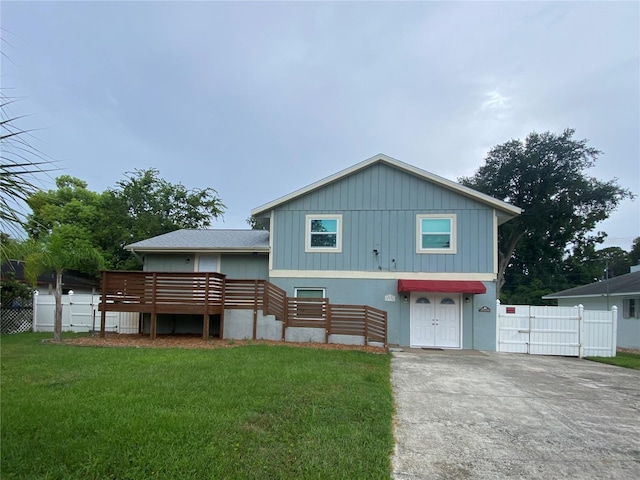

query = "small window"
[
  {"left": 416, "top": 297, "right": 430, "bottom": 304},
  {"left": 305, "top": 215, "right": 342, "bottom": 253},
  {"left": 416, "top": 214, "right": 456, "bottom": 254},
  {"left": 440, "top": 298, "right": 455, "bottom": 305},
  {"left": 623, "top": 298, "right": 640, "bottom": 319},
  {"left": 295, "top": 288, "right": 326, "bottom": 298}
]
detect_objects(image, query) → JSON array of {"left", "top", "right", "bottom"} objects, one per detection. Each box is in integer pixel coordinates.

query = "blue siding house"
[{"left": 127, "top": 154, "right": 521, "bottom": 350}]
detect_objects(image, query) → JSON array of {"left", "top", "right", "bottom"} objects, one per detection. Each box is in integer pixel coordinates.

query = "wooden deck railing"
[
  {"left": 100, "top": 271, "right": 226, "bottom": 313},
  {"left": 264, "top": 281, "right": 286, "bottom": 321},
  {"left": 99, "top": 271, "right": 386, "bottom": 346}
]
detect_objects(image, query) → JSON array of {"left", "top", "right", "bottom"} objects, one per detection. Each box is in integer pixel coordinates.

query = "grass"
[
  {"left": 586, "top": 351, "right": 640, "bottom": 370},
  {"left": 1, "top": 333, "right": 394, "bottom": 479}
]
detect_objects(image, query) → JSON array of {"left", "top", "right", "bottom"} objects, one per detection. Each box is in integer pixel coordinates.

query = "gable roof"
[
  {"left": 126, "top": 229, "right": 270, "bottom": 253},
  {"left": 251, "top": 153, "right": 523, "bottom": 224},
  {"left": 543, "top": 271, "right": 640, "bottom": 299}
]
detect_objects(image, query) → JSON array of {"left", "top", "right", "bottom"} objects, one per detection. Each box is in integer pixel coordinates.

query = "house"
[
  {"left": 1, "top": 259, "right": 100, "bottom": 296},
  {"left": 543, "top": 266, "right": 640, "bottom": 349},
  {"left": 123, "top": 154, "right": 522, "bottom": 349}
]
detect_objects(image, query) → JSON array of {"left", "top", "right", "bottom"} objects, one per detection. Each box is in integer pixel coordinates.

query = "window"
[
  {"left": 295, "top": 288, "right": 326, "bottom": 298},
  {"left": 623, "top": 298, "right": 640, "bottom": 319},
  {"left": 305, "top": 214, "right": 342, "bottom": 252},
  {"left": 416, "top": 214, "right": 456, "bottom": 254},
  {"left": 416, "top": 297, "right": 430, "bottom": 304}
]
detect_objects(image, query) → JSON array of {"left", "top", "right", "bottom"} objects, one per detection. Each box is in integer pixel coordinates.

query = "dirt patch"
[
  {"left": 617, "top": 347, "right": 640, "bottom": 355},
  {"left": 61, "top": 333, "right": 387, "bottom": 354}
]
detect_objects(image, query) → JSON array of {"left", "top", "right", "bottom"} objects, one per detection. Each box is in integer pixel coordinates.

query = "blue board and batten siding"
[
  {"left": 271, "top": 163, "right": 495, "bottom": 273},
  {"left": 144, "top": 254, "right": 195, "bottom": 272}
]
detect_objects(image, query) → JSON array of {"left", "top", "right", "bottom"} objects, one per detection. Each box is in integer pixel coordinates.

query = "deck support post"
[
  {"left": 219, "top": 276, "right": 226, "bottom": 340},
  {"left": 203, "top": 273, "right": 210, "bottom": 340},
  {"left": 100, "top": 310, "right": 106, "bottom": 338},
  {"left": 100, "top": 271, "right": 107, "bottom": 338},
  {"left": 252, "top": 280, "right": 258, "bottom": 340},
  {"left": 203, "top": 315, "right": 210, "bottom": 340}
]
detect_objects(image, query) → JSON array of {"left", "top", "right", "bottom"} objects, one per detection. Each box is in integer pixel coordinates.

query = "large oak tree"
[{"left": 460, "top": 129, "right": 633, "bottom": 301}]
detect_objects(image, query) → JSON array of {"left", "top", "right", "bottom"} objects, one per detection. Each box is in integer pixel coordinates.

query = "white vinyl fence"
[
  {"left": 33, "top": 292, "right": 139, "bottom": 334},
  {"left": 496, "top": 301, "right": 617, "bottom": 357}
]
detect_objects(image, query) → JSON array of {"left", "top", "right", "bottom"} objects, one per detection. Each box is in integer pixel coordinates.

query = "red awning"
[{"left": 397, "top": 279, "right": 486, "bottom": 294}]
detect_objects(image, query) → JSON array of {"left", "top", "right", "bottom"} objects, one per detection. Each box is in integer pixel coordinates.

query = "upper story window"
[
  {"left": 305, "top": 214, "right": 342, "bottom": 253},
  {"left": 416, "top": 214, "right": 457, "bottom": 254}
]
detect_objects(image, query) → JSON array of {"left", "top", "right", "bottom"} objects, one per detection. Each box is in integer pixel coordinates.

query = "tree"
[
  {"left": 0, "top": 271, "right": 32, "bottom": 309},
  {"left": 0, "top": 94, "right": 56, "bottom": 241},
  {"left": 460, "top": 129, "right": 633, "bottom": 300},
  {"left": 106, "top": 168, "right": 226, "bottom": 269},
  {"left": 25, "top": 169, "right": 226, "bottom": 270},
  {"left": 16, "top": 224, "right": 105, "bottom": 342},
  {"left": 629, "top": 237, "right": 640, "bottom": 268},
  {"left": 25, "top": 175, "right": 104, "bottom": 241}
]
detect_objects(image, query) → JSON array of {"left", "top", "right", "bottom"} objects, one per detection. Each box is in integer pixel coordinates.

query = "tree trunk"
[
  {"left": 497, "top": 231, "right": 526, "bottom": 300},
  {"left": 53, "top": 270, "right": 63, "bottom": 342}
]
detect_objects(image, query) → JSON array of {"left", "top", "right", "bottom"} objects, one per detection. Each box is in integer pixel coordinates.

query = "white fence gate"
[
  {"left": 33, "top": 292, "right": 139, "bottom": 334},
  {"left": 496, "top": 301, "right": 617, "bottom": 357}
]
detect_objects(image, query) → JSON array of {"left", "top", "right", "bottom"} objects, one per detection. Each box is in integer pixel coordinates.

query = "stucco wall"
[{"left": 270, "top": 277, "right": 497, "bottom": 350}]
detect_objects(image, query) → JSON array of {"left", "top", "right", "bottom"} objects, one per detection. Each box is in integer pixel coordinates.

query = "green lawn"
[
  {"left": 586, "top": 350, "right": 640, "bottom": 370},
  {"left": 1, "top": 333, "right": 394, "bottom": 479}
]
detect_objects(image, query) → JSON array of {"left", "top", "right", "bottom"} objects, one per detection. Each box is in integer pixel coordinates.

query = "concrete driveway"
[{"left": 391, "top": 350, "right": 640, "bottom": 479}]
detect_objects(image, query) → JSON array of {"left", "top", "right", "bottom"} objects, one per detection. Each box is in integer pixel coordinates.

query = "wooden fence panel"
[
  {"left": 329, "top": 305, "right": 366, "bottom": 336},
  {"left": 264, "top": 281, "right": 286, "bottom": 322},
  {"left": 364, "top": 306, "right": 387, "bottom": 344},
  {"left": 224, "top": 280, "right": 264, "bottom": 309},
  {"left": 286, "top": 298, "right": 327, "bottom": 328}
]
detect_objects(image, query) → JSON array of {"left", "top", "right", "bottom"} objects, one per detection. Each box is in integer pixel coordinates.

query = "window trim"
[
  {"left": 305, "top": 214, "right": 343, "bottom": 253},
  {"left": 623, "top": 298, "right": 640, "bottom": 319},
  {"left": 416, "top": 214, "right": 457, "bottom": 254}
]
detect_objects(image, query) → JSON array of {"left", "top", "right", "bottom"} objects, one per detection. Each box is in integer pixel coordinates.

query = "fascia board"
[{"left": 126, "top": 246, "right": 270, "bottom": 253}]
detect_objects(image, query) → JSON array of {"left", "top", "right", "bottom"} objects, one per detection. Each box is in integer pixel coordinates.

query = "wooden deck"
[{"left": 99, "top": 271, "right": 387, "bottom": 346}]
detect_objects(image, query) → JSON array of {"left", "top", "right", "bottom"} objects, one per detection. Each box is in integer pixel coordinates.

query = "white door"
[
  {"left": 197, "top": 255, "right": 219, "bottom": 272},
  {"left": 410, "top": 292, "right": 461, "bottom": 348},
  {"left": 410, "top": 294, "right": 436, "bottom": 346}
]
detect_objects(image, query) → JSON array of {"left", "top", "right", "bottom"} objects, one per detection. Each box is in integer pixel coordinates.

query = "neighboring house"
[
  {"left": 126, "top": 154, "right": 522, "bottom": 350},
  {"left": 543, "top": 266, "right": 640, "bottom": 349},
  {"left": 1, "top": 259, "right": 99, "bottom": 296}
]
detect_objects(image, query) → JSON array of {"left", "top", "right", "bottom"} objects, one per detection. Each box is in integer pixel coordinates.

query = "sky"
[{"left": 2, "top": 0, "right": 639, "bottom": 251}]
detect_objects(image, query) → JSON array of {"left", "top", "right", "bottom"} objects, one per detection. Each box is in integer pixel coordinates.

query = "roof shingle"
[
  {"left": 544, "top": 271, "right": 640, "bottom": 298},
  {"left": 126, "top": 229, "right": 269, "bottom": 251}
]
